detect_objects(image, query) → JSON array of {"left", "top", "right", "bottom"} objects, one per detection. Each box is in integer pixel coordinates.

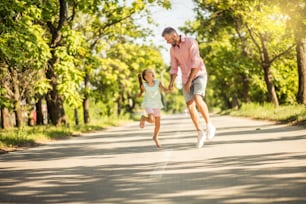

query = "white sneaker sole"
[
  {"left": 207, "top": 126, "right": 216, "bottom": 140},
  {"left": 197, "top": 134, "right": 206, "bottom": 148}
]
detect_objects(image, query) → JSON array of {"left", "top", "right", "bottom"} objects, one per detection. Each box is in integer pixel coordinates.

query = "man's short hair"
[{"left": 162, "top": 27, "right": 177, "bottom": 37}]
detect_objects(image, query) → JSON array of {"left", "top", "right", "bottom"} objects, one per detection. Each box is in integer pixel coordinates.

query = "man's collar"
[{"left": 173, "top": 35, "right": 183, "bottom": 48}]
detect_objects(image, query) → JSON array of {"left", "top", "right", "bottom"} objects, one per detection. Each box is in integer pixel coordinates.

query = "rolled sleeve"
[
  {"left": 170, "top": 48, "right": 178, "bottom": 75},
  {"left": 190, "top": 39, "right": 202, "bottom": 69}
]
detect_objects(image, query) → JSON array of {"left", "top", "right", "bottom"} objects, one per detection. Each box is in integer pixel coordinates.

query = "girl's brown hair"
[{"left": 138, "top": 72, "right": 144, "bottom": 92}]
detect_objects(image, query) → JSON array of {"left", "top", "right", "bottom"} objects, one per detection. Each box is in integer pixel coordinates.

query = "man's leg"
[
  {"left": 194, "top": 95, "right": 210, "bottom": 124},
  {"left": 186, "top": 100, "right": 201, "bottom": 131},
  {"left": 194, "top": 95, "right": 216, "bottom": 140},
  {"left": 186, "top": 100, "right": 206, "bottom": 148}
]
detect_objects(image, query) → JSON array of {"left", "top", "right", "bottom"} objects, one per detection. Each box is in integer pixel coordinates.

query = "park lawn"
[
  {"left": 1, "top": 104, "right": 305, "bottom": 153},
  {"left": 223, "top": 103, "right": 306, "bottom": 126},
  {"left": 0, "top": 117, "right": 132, "bottom": 153}
]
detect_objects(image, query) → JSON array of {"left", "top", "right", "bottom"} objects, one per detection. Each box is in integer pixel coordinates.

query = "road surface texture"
[{"left": 1, "top": 114, "right": 306, "bottom": 204}]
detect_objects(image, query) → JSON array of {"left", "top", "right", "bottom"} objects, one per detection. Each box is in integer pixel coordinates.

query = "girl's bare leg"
[
  {"left": 140, "top": 114, "right": 155, "bottom": 128},
  {"left": 153, "top": 116, "right": 161, "bottom": 148},
  {"left": 140, "top": 115, "right": 145, "bottom": 128}
]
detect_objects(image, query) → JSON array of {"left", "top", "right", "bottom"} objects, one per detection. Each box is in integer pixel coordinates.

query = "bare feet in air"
[{"left": 139, "top": 116, "right": 145, "bottom": 128}]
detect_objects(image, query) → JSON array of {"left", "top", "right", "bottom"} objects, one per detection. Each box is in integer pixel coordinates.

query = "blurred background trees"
[{"left": 0, "top": 0, "right": 305, "bottom": 129}]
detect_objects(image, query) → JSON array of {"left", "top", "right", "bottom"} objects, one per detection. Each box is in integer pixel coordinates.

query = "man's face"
[{"left": 163, "top": 33, "right": 177, "bottom": 46}]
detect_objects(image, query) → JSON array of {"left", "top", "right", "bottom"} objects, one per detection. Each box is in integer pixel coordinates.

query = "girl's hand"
[
  {"left": 164, "top": 87, "right": 170, "bottom": 93},
  {"left": 168, "top": 82, "right": 174, "bottom": 91}
]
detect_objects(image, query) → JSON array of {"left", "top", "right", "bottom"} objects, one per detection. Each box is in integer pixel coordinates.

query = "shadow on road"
[
  {"left": 1, "top": 114, "right": 306, "bottom": 203},
  {"left": 1, "top": 153, "right": 306, "bottom": 203}
]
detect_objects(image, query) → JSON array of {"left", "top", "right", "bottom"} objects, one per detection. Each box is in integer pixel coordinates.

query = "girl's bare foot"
[
  {"left": 153, "top": 137, "right": 161, "bottom": 148},
  {"left": 140, "top": 116, "right": 145, "bottom": 128}
]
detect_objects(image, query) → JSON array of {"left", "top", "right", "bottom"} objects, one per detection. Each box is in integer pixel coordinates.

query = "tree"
[
  {"left": 0, "top": 0, "right": 50, "bottom": 128},
  {"left": 1, "top": 0, "right": 172, "bottom": 128},
  {"left": 91, "top": 43, "right": 166, "bottom": 116},
  {"left": 74, "top": 0, "right": 171, "bottom": 120},
  {"left": 275, "top": 0, "right": 306, "bottom": 104},
  {"left": 187, "top": 0, "right": 296, "bottom": 107}
]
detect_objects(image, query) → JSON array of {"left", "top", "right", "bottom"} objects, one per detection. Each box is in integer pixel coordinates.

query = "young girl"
[{"left": 137, "top": 69, "right": 168, "bottom": 148}]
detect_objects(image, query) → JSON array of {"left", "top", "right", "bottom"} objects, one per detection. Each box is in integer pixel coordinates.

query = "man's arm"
[
  {"left": 168, "top": 74, "right": 177, "bottom": 91},
  {"left": 184, "top": 68, "right": 198, "bottom": 93}
]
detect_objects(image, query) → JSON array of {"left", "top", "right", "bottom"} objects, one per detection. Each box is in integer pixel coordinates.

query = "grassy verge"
[
  {"left": 0, "top": 116, "right": 132, "bottom": 153},
  {"left": 221, "top": 103, "right": 306, "bottom": 126}
]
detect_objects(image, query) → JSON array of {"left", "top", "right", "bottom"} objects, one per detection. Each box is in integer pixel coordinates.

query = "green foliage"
[
  {"left": 0, "top": 0, "right": 175, "bottom": 129},
  {"left": 0, "top": 0, "right": 51, "bottom": 117},
  {"left": 0, "top": 0, "right": 50, "bottom": 69},
  {"left": 164, "top": 88, "right": 186, "bottom": 113},
  {"left": 0, "top": 102, "right": 132, "bottom": 150},
  {"left": 184, "top": 0, "right": 299, "bottom": 109},
  {"left": 226, "top": 103, "right": 306, "bottom": 124},
  {"left": 91, "top": 42, "right": 167, "bottom": 116},
  {"left": 0, "top": 128, "right": 35, "bottom": 149},
  {"left": 53, "top": 27, "right": 86, "bottom": 108}
]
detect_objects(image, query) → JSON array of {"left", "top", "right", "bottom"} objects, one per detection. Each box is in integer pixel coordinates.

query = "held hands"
[
  {"left": 167, "top": 81, "right": 191, "bottom": 93},
  {"left": 168, "top": 82, "right": 174, "bottom": 92},
  {"left": 164, "top": 87, "right": 171, "bottom": 93}
]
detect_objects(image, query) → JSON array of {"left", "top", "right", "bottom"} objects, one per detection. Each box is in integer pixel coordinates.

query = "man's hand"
[
  {"left": 168, "top": 82, "right": 174, "bottom": 91},
  {"left": 184, "top": 81, "right": 191, "bottom": 93}
]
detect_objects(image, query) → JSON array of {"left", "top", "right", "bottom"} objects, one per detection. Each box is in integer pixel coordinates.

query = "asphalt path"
[{"left": 0, "top": 114, "right": 306, "bottom": 204}]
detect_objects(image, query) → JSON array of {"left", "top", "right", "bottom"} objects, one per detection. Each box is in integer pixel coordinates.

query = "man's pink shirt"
[{"left": 170, "top": 36, "right": 206, "bottom": 84}]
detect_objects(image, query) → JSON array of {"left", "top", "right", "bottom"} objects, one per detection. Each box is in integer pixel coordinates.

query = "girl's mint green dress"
[{"left": 142, "top": 79, "right": 163, "bottom": 109}]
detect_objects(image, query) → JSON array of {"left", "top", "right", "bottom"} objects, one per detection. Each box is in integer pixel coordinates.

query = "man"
[{"left": 162, "top": 27, "right": 216, "bottom": 148}]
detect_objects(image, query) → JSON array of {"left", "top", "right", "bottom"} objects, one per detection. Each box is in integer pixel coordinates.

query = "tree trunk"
[
  {"left": 259, "top": 34, "right": 279, "bottom": 107},
  {"left": 36, "top": 96, "right": 44, "bottom": 125},
  {"left": 117, "top": 94, "right": 123, "bottom": 116},
  {"left": 83, "top": 72, "right": 90, "bottom": 124},
  {"left": 262, "top": 65, "right": 279, "bottom": 107},
  {"left": 45, "top": 0, "right": 67, "bottom": 126},
  {"left": 46, "top": 93, "right": 66, "bottom": 125},
  {"left": 241, "top": 73, "right": 250, "bottom": 103},
  {"left": 74, "top": 108, "right": 79, "bottom": 125},
  {"left": 46, "top": 57, "right": 66, "bottom": 126},
  {"left": 1, "top": 107, "right": 11, "bottom": 129},
  {"left": 296, "top": 37, "right": 306, "bottom": 105},
  {"left": 46, "top": 73, "right": 66, "bottom": 126},
  {"left": 11, "top": 69, "right": 24, "bottom": 127}
]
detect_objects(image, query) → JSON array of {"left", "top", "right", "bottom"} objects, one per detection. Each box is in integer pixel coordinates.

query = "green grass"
[
  {"left": 1, "top": 103, "right": 305, "bottom": 152},
  {"left": 222, "top": 103, "right": 306, "bottom": 125},
  {"left": 0, "top": 116, "right": 132, "bottom": 152}
]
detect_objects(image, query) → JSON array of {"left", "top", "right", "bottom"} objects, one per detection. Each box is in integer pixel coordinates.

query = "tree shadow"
[
  {"left": 1, "top": 114, "right": 306, "bottom": 203},
  {"left": 1, "top": 153, "right": 306, "bottom": 203}
]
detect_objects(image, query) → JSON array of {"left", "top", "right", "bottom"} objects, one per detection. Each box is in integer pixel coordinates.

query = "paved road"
[{"left": 1, "top": 114, "right": 306, "bottom": 204}]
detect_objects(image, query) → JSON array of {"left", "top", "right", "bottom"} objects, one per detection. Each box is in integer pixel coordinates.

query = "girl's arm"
[
  {"left": 137, "top": 84, "right": 145, "bottom": 97},
  {"left": 159, "top": 82, "right": 169, "bottom": 93}
]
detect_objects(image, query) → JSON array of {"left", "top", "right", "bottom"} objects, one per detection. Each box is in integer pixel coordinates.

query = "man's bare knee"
[{"left": 186, "top": 99, "right": 195, "bottom": 110}]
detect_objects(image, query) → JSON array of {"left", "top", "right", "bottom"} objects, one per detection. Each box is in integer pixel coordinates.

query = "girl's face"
[{"left": 144, "top": 69, "right": 155, "bottom": 82}]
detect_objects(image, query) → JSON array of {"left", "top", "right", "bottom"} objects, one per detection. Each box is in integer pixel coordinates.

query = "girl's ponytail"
[{"left": 138, "top": 73, "right": 143, "bottom": 92}]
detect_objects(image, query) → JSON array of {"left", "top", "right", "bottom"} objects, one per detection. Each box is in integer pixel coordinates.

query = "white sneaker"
[
  {"left": 207, "top": 123, "right": 216, "bottom": 140},
  {"left": 197, "top": 130, "right": 206, "bottom": 148}
]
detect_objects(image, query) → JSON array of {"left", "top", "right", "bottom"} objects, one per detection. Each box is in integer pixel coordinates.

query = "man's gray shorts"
[{"left": 182, "top": 73, "right": 207, "bottom": 103}]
